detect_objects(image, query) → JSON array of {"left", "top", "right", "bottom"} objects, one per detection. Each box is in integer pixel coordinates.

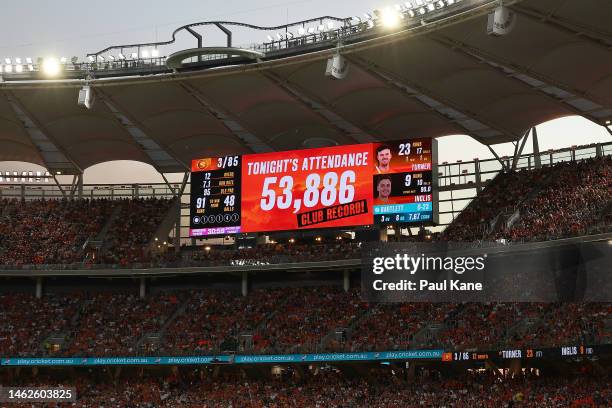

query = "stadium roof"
[{"left": 0, "top": 0, "right": 610, "bottom": 174}]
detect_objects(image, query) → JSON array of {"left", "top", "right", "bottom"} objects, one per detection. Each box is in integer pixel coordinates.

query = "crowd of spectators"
[
  {"left": 0, "top": 197, "right": 175, "bottom": 267},
  {"left": 1, "top": 287, "right": 609, "bottom": 357},
  {"left": 340, "top": 303, "right": 454, "bottom": 352},
  {"left": 4, "top": 370, "right": 610, "bottom": 407},
  {"left": 443, "top": 167, "right": 552, "bottom": 241},
  {"left": 499, "top": 156, "right": 611, "bottom": 242},
  {"left": 162, "top": 289, "right": 284, "bottom": 354},
  {"left": 444, "top": 156, "right": 611, "bottom": 243},
  {"left": 1, "top": 155, "right": 609, "bottom": 271},
  {"left": 0, "top": 199, "right": 114, "bottom": 265},
  {"left": 258, "top": 287, "right": 364, "bottom": 353},
  {"left": 0, "top": 293, "right": 82, "bottom": 357},
  {"left": 95, "top": 197, "right": 174, "bottom": 265},
  {"left": 64, "top": 292, "right": 179, "bottom": 357}
]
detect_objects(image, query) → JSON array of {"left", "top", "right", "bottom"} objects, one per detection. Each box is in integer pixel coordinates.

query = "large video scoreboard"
[{"left": 190, "top": 138, "right": 437, "bottom": 236}]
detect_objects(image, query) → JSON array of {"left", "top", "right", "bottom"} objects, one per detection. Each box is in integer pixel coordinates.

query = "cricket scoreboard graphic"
[{"left": 189, "top": 139, "right": 437, "bottom": 236}]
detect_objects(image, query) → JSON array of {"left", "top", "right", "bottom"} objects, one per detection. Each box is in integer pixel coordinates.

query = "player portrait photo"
[
  {"left": 374, "top": 175, "right": 393, "bottom": 205},
  {"left": 375, "top": 144, "right": 393, "bottom": 174}
]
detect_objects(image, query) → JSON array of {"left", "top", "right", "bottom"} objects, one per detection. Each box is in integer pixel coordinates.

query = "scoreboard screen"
[{"left": 190, "top": 139, "right": 437, "bottom": 236}]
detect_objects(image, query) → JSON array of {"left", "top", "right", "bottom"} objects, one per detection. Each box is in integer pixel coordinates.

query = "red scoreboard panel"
[{"left": 190, "top": 139, "right": 437, "bottom": 236}]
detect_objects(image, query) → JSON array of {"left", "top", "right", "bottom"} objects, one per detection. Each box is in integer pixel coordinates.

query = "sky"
[{"left": 0, "top": 0, "right": 610, "bottom": 183}]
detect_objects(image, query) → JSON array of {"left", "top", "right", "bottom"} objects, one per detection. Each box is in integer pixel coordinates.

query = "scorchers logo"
[{"left": 196, "top": 158, "right": 212, "bottom": 170}]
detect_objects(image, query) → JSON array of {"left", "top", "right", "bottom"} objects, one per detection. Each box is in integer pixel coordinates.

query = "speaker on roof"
[
  {"left": 487, "top": 5, "right": 516, "bottom": 36},
  {"left": 78, "top": 85, "right": 95, "bottom": 109},
  {"left": 325, "top": 53, "right": 348, "bottom": 80}
]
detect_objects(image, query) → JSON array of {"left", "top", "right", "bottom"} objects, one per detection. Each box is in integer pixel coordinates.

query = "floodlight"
[
  {"left": 266, "top": 35, "right": 274, "bottom": 42},
  {"left": 276, "top": 33, "right": 283, "bottom": 40},
  {"left": 351, "top": 17, "right": 361, "bottom": 25},
  {"left": 42, "top": 57, "right": 60, "bottom": 76},
  {"left": 60, "top": 57, "right": 67, "bottom": 63},
  {"left": 4, "top": 64, "right": 13, "bottom": 73},
  {"left": 318, "top": 24, "right": 325, "bottom": 31},
  {"left": 141, "top": 50, "right": 149, "bottom": 58},
  {"left": 107, "top": 55, "right": 115, "bottom": 61},
  {"left": 307, "top": 27, "right": 315, "bottom": 34},
  {"left": 446, "top": 0, "right": 455, "bottom": 4},
  {"left": 118, "top": 53, "right": 126, "bottom": 60},
  {"left": 130, "top": 52, "right": 138, "bottom": 59},
  {"left": 15, "top": 57, "right": 22, "bottom": 64},
  {"left": 28, "top": 64, "right": 34, "bottom": 71},
  {"left": 286, "top": 32, "right": 294, "bottom": 39},
  {"left": 88, "top": 55, "right": 95, "bottom": 62},
  {"left": 418, "top": 7, "right": 426, "bottom": 14},
  {"left": 298, "top": 27, "right": 305, "bottom": 35},
  {"left": 404, "top": 2, "right": 413, "bottom": 9},
  {"left": 367, "top": 20, "right": 375, "bottom": 28},
  {"left": 151, "top": 49, "right": 159, "bottom": 57},
  {"left": 407, "top": 10, "right": 416, "bottom": 17},
  {"left": 4, "top": 58, "right": 11, "bottom": 64},
  {"left": 415, "top": 0, "right": 424, "bottom": 5},
  {"left": 25, "top": 57, "right": 33, "bottom": 64},
  {"left": 381, "top": 7, "right": 401, "bottom": 27},
  {"left": 427, "top": 3, "right": 435, "bottom": 11},
  {"left": 98, "top": 55, "right": 105, "bottom": 61},
  {"left": 327, "top": 21, "right": 334, "bottom": 30},
  {"left": 15, "top": 64, "right": 23, "bottom": 73},
  {"left": 436, "top": 0, "right": 445, "bottom": 8}
]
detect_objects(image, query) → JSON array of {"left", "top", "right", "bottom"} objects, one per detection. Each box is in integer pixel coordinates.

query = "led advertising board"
[{"left": 190, "top": 139, "right": 437, "bottom": 236}]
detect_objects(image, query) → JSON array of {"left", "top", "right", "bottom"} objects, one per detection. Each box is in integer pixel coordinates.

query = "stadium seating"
[
  {"left": 0, "top": 197, "right": 173, "bottom": 267},
  {"left": 1, "top": 288, "right": 608, "bottom": 357},
  {"left": 444, "top": 156, "right": 612, "bottom": 242},
  {"left": 0, "top": 199, "right": 114, "bottom": 265},
  {"left": 3, "top": 371, "right": 609, "bottom": 407}
]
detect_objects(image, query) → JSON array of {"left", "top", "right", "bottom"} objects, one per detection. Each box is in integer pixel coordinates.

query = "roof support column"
[
  {"left": 511, "top": 129, "right": 531, "bottom": 171},
  {"left": 532, "top": 127, "right": 541, "bottom": 169},
  {"left": 77, "top": 174, "right": 83, "bottom": 200},
  {"left": 474, "top": 158, "right": 483, "bottom": 195},
  {"left": 35, "top": 277, "right": 43, "bottom": 299},
  {"left": 51, "top": 174, "right": 67, "bottom": 199},
  {"left": 139, "top": 277, "right": 146, "bottom": 299},
  {"left": 160, "top": 173, "right": 177, "bottom": 195},
  {"left": 604, "top": 125, "right": 612, "bottom": 138},
  {"left": 343, "top": 270, "right": 350, "bottom": 292},
  {"left": 486, "top": 145, "right": 510, "bottom": 173},
  {"left": 174, "top": 172, "right": 189, "bottom": 254},
  {"left": 241, "top": 271, "right": 248, "bottom": 297}
]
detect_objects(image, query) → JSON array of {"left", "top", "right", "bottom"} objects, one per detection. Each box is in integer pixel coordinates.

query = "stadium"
[{"left": 0, "top": 0, "right": 611, "bottom": 406}]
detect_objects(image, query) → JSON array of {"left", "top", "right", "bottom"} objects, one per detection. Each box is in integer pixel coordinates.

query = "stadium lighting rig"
[{"left": 0, "top": 0, "right": 472, "bottom": 80}]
